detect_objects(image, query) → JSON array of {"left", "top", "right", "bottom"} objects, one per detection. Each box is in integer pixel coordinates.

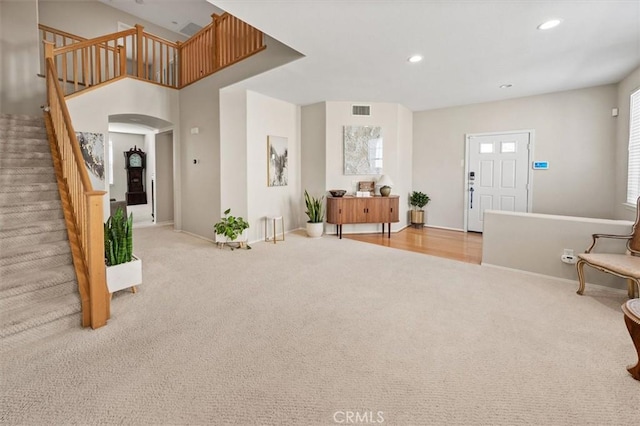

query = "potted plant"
[
  {"left": 214, "top": 208, "right": 251, "bottom": 250},
  {"left": 409, "top": 191, "right": 431, "bottom": 227},
  {"left": 304, "top": 190, "right": 324, "bottom": 238},
  {"left": 104, "top": 207, "right": 141, "bottom": 293}
]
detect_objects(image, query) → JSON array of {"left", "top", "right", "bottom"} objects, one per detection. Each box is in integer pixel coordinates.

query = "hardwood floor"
[{"left": 343, "top": 226, "right": 483, "bottom": 264}]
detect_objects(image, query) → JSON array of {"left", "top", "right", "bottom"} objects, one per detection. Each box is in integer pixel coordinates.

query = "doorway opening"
[{"left": 108, "top": 114, "right": 175, "bottom": 228}]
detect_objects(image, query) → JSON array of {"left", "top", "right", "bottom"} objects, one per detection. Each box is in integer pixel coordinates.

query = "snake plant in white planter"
[
  {"left": 304, "top": 190, "right": 324, "bottom": 238},
  {"left": 104, "top": 207, "right": 141, "bottom": 293}
]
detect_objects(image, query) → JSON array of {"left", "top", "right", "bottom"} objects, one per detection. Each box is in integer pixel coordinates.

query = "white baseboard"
[
  {"left": 481, "top": 262, "right": 628, "bottom": 294},
  {"left": 178, "top": 230, "right": 215, "bottom": 243},
  {"left": 425, "top": 224, "right": 466, "bottom": 232}
]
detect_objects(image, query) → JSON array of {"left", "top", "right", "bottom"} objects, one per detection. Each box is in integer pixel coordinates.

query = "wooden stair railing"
[
  {"left": 43, "top": 42, "right": 109, "bottom": 329},
  {"left": 40, "top": 12, "right": 265, "bottom": 96},
  {"left": 37, "top": 11, "right": 265, "bottom": 329}
]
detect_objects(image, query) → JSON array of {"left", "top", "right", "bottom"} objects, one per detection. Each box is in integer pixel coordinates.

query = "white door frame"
[{"left": 463, "top": 129, "right": 535, "bottom": 232}]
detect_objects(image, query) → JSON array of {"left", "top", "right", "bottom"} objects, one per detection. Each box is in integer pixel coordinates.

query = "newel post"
[
  {"left": 86, "top": 191, "right": 109, "bottom": 328},
  {"left": 135, "top": 24, "right": 144, "bottom": 78},
  {"left": 43, "top": 41, "right": 55, "bottom": 100}
]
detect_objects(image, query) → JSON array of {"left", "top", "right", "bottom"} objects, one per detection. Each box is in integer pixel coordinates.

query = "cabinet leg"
[{"left": 388, "top": 223, "right": 391, "bottom": 238}]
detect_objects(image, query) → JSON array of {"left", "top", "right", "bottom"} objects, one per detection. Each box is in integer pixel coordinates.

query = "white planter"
[
  {"left": 306, "top": 222, "right": 323, "bottom": 238},
  {"left": 106, "top": 255, "right": 142, "bottom": 293},
  {"left": 215, "top": 232, "right": 248, "bottom": 249}
]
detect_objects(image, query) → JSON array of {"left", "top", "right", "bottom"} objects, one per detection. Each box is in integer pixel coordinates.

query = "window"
[
  {"left": 501, "top": 141, "right": 516, "bottom": 153},
  {"left": 627, "top": 88, "right": 640, "bottom": 204},
  {"left": 480, "top": 142, "right": 493, "bottom": 153}
]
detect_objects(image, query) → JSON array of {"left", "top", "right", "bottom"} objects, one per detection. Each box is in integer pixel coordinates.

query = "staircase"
[{"left": 0, "top": 113, "right": 81, "bottom": 351}]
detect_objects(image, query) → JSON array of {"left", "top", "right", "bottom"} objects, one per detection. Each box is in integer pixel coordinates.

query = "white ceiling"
[{"left": 102, "top": 0, "right": 640, "bottom": 112}]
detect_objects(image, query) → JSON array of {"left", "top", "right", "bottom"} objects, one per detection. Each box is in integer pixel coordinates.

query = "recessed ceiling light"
[
  {"left": 537, "top": 19, "right": 562, "bottom": 30},
  {"left": 408, "top": 55, "right": 423, "bottom": 63},
  {"left": 499, "top": 84, "right": 513, "bottom": 89}
]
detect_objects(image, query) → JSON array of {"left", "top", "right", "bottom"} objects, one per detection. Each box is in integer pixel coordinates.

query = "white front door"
[{"left": 465, "top": 131, "right": 531, "bottom": 232}]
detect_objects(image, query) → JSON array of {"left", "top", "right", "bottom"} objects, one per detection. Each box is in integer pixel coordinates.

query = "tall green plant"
[
  {"left": 304, "top": 190, "right": 324, "bottom": 223},
  {"left": 104, "top": 207, "right": 133, "bottom": 266}
]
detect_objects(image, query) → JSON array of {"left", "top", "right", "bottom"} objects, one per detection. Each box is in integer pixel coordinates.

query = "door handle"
[{"left": 469, "top": 187, "right": 474, "bottom": 209}]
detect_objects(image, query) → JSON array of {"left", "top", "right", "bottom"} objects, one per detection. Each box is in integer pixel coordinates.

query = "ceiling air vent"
[
  {"left": 352, "top": 105, "right": 371, "bottom": 116},
  {"left": 179, "top": 22, "right": 203, "bottom": 37}
]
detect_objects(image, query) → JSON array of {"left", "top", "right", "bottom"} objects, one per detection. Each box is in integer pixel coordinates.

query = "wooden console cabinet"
[{"left": 327, "top": 195, "right": 399, "bottom": 239}]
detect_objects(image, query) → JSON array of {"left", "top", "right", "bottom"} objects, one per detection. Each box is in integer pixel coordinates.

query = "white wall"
[
  {"left": 300, "top": 103, "right": 327, "bottom": 227},
  {"left": 413, "top": 84, "right": 618, "bottom": 230},
  {"left": 155, "top": 131, "right": 174, "bottom": 224},
  {"left": 614, "top": 66, "right": 640, "bottom": 221},
  {"left": 397, "top": 104, "right": 414, "bottom": 224},
  {"left": 66, "top": 78, "right": 180, "bottom": 220},
  {"left": 325, "top": 101, "right": 413, "bottom": 234},
  {"left": 1, "top": 0, "right": 45, "bottom": 115},
  {"left": 38, "top": 0, "right": 187, "bottom": 42},
  {"left": 483, "top": 210, "right": 634, "bottom": 290},
  {"left": 246, "top": 90, "right": 300, "bottom": 242},
  {"left": 219, "top": 87, "right": 248, "bottom": 224},
  {"left": 178, "top": 35, "right": 304, "bottom": 240}
]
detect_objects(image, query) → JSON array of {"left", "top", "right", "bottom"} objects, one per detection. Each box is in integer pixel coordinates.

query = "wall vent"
[
  {"left": 179, "top": 22, "right": 203, "bottom": 37},
  {"left": 352, "top": 105, "right": 371, "bottom": 116}
]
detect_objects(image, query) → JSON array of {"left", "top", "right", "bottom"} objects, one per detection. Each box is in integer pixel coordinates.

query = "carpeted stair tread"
[
  {"left": 0, "top": 251, "right": 73, "bottom": 276},
  {"left": 0, "top": 171, "right": 56, "bottom": 185},
  {"left": 0, "top": 264, "right": 76, "bottom": 295},
  {"left": 0, "top": 124, "right": 46, "bottom": 133},
  {"left": 0, "top": 206, "right": 64, "bottom": 224},
  {"left": 0, "top": 313, "right": 78, "bottom": 354},
  {"left": 0, "top": 217, "right": 67, "bottom": 236},
  {"left": 0, "top": 113, "right": 42, "bottom": 123},
  {"left": 0, "top": 131, "right": 47, "bottom": 140},
  {"left": 0, "top": 240, "right": 71, "bottom": 265},
  {"left": 0, "top": 151, "right": 52, "bottom": 160},
  {"left": 0, "top": 188, "right": 59, "bottom": 205},
  {"left": 0, "top": 228, "right": 68, "bottom": 247},
  {"left": 0, "top": 182, "right": 58, "bottom": 194},
  {"left": 0, "top": 281, "right": 77, "bottom": 316},
  {"left": 0, "top": 199, "right": 61, "bottom": 214},
  {"left": 0, "top": 292, "right": 80, "bottom": 338},
  {"left": 0, "top": 158, "right": 53, "bottom": 168},
  {"left": 0, "top": 141, "right": 50, "bottom": 153}
]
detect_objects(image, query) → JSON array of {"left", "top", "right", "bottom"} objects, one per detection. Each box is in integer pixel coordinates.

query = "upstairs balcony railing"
[{"left": 40, "top": 13, "right": 265, "bottom": 97}]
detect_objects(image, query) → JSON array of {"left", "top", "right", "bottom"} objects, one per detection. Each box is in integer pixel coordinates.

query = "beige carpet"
[{"left": 1, "top": 226, "right": 639, "bottom": 425}]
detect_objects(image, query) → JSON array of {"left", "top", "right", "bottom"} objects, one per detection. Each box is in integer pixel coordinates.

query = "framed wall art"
[
  {"left": 267, "top": 135, "right": 288, "bottom": 187},
  {"left": 343, "top": 125, "right": 383, "bottom": 175},
  {"left": 75, "top": 131, "right": 105, "bottom": 189}
]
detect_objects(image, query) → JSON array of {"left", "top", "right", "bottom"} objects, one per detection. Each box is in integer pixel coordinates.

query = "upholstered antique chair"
[{"left": 576, "top": 197, "right": 640, "bottom": 299}]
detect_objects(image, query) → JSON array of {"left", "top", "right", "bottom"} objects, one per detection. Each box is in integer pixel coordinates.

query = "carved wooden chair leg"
[
  {"left": 623, "top": 313, "right": 640, "bottom": 380},
  {"left": 576, "top": 259, "right": 587, "bottom": 295}
]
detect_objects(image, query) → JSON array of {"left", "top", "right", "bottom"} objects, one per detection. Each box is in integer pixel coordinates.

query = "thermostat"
[{"left": 533, "top": 161, "right": 549, "bottom": 170}]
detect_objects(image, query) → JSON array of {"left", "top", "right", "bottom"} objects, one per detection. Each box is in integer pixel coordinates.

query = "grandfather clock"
[{"left": 124, "top": 146, "right": 147, "bottom": 205}]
